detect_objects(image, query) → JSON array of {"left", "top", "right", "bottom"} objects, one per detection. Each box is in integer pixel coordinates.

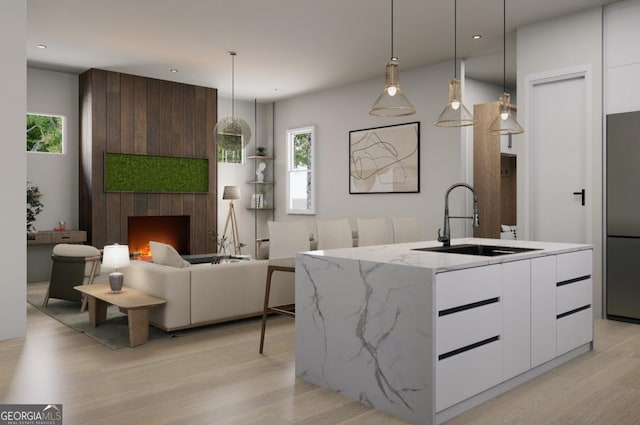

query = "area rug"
[
  {"left": 28, "top": 288, "right": 273, "bottom": 350},
  {"left": 27, "top": 289, "right": 175, "bottom": 349}
]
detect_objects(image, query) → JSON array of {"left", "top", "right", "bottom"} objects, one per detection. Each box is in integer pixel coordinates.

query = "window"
[
  {"left": 26, "top": 113, "right": 64, "bottom": 153},
  {"left": 286, "top": 126, "right": 315, "bottom": 214},
  {"left": 217, "top": 145, "right": 244, "bottom": 164}
]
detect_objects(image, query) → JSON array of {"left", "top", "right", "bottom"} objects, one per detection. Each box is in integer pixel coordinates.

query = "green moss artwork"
[{"left": 105, "top": 153, "right": 209, "bottom": 193}]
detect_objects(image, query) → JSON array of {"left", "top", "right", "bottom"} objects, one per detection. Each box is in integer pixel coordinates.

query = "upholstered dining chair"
[
  {"left": 356, "top": 217, "right": 389, "bottom": 247},
  {"left": 391, "top": 216, "right": 421, "bottom": 243},
  {"left": 43, "top": 244, "right": 103, "bottom": 311},
  {"left": 315, "top": 218, "right": 353, "bottom": 250},
  {"left": 260, "top": 221, "right": 310, "bottom": 354},
  {"left": 267, "top": 221, "right": 310, "bottom": 259}
]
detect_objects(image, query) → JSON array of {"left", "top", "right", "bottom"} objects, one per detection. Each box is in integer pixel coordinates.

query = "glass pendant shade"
[
  {"left": 487, "top": 92, "right": 524, "bottom": 135},
  {"left": 215, "top": 116, "right": 252, "bottom": 150},
  {"left": 216, "top": 51, "right": 252, "bottom": 150},
  {"left": 434, "top": 79, "right": 474, "bottom": 127},
  {"left": 369, "top": 59, "right": 416, "bottom": 117}
]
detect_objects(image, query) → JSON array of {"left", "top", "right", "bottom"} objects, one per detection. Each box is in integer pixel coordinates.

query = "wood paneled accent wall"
[
  {"left": 79, "top": 68, "right": 218, "bottom": 254},
  {"left": 473, "top": 101, "right": 517, "bottom": 239}
]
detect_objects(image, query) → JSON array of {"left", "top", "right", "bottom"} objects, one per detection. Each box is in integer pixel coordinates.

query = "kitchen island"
[{"left": 295, "top": 238, "right": 593, "bottom": 425}]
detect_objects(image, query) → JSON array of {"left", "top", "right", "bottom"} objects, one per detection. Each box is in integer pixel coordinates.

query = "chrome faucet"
[{"left": 437, "top": 183, "right": 480, "bottom": 247}]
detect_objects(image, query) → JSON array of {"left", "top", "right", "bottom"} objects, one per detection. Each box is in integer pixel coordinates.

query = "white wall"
[
  {"left": 273, "top": 60, "right": 470, "bottom": 241},
  {"left": 27, "top": 68, "right": 80, "bottom": 230},
  {"left": 605, "top": 0, "right": 640, "bottom": 114},
  {"left": 517, "top": 7, "right": 604, "bottom": 317},
  {"left": 0, "top": 0, "right": 27, "bottom": 340},
  {"left": 216, "top": 98, "right": 273, "bottom": 258},
  {"left": 26, "top": 68, "right": 79, "bottom": 282}
]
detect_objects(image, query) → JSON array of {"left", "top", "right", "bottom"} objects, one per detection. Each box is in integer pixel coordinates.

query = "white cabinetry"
[
  {"left": 556, "top": 250, "right": 593, "bottom": 355},
  {"left": 435, "top": 265, "right": 502, "bottom": 411},
  {"left": 501, "top": 259, "right": 531, "bottom": 380},
  {"left": 531, "top": 255, "right": 558, "bottom": 367},
  {"left": 436, "top": 250, "right": 593, "bottom": 411}
]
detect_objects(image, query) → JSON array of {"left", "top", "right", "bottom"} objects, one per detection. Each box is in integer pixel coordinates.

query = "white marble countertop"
[{"left": 299, "top": 237, "right": 592, "bottom": 273}]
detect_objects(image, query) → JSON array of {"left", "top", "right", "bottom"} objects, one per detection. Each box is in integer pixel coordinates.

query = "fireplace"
[{"left": 128, "top": 215, "right": 190, "bottom": 258}]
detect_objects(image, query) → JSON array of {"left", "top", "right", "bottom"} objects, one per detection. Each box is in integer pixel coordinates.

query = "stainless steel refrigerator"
[{"left": 607, "top": 111, "right": 640, "bottom": 322}]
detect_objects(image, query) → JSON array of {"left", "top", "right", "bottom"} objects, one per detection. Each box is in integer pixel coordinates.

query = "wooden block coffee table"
[{"left": 74, "top": 283, "right": 167, "bottom": 347}]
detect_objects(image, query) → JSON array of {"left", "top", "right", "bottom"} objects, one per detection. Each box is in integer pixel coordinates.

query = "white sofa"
[{"left": 122, "top": 259, "right": 294, "bottom": 331}]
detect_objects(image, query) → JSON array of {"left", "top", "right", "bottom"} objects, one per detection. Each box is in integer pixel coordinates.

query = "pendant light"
[
  {"left": 215, "top": 52, "right": 252, "bottom": 151},
  {"left": 369, "top": 0, "right": 416, "bottom": 117},
  {"left": 434, "top": 0, "right": 474, "bottom": 127},
  {"left": 487, "top": 0, "right": 523, "bottom": 136}
]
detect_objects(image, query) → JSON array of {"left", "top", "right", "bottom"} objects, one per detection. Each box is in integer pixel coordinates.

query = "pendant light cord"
[
  {"left": 454, "top": 0, "right": 457, "bottom": 79},
  {"left": 502, "top": 0, "right": 506, "bottom": 92},
  {"left": 231, "top": 52, "right": 236, "bottom": 118},
  {"left": 390, "top": 0, "right": 394, "bottom": 59}
]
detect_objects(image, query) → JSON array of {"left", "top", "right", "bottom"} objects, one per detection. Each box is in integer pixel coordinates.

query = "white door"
[{"left": 530, "top": 73, "right": 589, "bottom": 244}]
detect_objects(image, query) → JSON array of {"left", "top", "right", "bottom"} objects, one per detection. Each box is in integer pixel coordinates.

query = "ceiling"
[{"left": 27, "top": 0, "right": 614, "bottom": 102}]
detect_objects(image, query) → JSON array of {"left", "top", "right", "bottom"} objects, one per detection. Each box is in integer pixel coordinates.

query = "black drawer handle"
[
  {"left": 557, "top": 304, "right": 591, "bottom": 319},
  {"left": 439, "top": 297, "right": 500, "bottom": 317},
  {"left": 439, "top": 336, "right": 500, "bottom": 361},
  {"left": 557, "top": 275, "right": 591, "bottom": 287}
]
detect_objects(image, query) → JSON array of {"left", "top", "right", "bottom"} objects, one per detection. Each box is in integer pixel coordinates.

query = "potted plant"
[
  {"left": 255, "top": 146, "right": 267, "bottom": 156},
  {"left": 27, "top": 181, "right": 44, "bottom": 232}
]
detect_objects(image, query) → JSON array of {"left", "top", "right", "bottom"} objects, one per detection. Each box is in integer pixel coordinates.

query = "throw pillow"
[
  {"left": 150, "top": 241, "right": 190, "bottom": 268},
  {"left": 500, "top": 224, "right": 517, "bottom": 239}
]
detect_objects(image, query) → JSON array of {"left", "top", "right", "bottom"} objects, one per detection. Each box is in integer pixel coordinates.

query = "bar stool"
[{"left": 259, "top": 220, "right": 310, "bottom": 354}]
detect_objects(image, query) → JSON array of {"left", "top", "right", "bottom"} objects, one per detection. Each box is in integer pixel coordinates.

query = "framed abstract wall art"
[{"left": 349, "top": 121, "right": 420, "bottom": 194}]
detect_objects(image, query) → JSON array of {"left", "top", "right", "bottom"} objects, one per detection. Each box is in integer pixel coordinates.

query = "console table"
[
  {"left": 27, "top": 230, "right": 86, "bottom": 245},
  {"left": 27, "top": 230, "right": 88, "bottom": 282}
]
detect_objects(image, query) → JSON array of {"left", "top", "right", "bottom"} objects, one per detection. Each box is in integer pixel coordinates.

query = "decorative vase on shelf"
[{"left": 256, "top": 147, "right": 266, "bottom": 156}]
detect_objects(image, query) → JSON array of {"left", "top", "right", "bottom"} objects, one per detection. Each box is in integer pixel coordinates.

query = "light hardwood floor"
[{"left": 1, "top": 283, "right": 639, "bottom": 425}]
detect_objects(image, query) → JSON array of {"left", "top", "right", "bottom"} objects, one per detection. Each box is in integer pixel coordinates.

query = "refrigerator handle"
[{"left": 573, "top": 189, "right": 585, "bottom": 206}]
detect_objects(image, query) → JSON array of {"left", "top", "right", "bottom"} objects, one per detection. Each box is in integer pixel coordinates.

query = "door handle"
[{"left": 573, "top": 189, "right": 585, "bottom": 206}]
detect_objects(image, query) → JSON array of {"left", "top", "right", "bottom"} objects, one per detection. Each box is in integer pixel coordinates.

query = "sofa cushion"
[{"left": 150, "top": 241, "right": 190, "bottom": 268}]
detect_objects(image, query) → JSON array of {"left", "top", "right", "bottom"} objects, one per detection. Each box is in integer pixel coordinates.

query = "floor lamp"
[{"left": 222, "top": 185, "right": 242, "bottom": 255}]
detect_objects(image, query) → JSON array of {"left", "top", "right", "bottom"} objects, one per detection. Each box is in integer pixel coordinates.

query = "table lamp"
[{"left": 102, "top": 244, "right": 130, "bottom": 293}]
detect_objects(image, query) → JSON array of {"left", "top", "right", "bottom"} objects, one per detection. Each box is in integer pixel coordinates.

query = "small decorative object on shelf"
[
  {"left": 54, "top": 220, "right": 66, "bottom": 231},
  {"left": 256, "top": 146, "right": 267, "bottom": 156},
  {"left": 26, "top": 181, "right": 44, "bottom": 232},
  {"left": 256, "top": 162, "right": 266, "bottom": 183}
]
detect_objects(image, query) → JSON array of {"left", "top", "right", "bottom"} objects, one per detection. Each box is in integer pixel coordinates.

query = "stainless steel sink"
[{"left": 412, "top": 244, "right": 541, "bottom": 257}]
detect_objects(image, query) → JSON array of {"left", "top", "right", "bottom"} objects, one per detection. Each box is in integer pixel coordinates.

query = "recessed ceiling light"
[
  {"left": 169, "top": 68, "right": 178, "bottom": 73},
  {"left": 37, "top": 44, "right": 47, "bottom": 49},
  {"left": 472, "top": 34, "right": 482, "bottom": 40}
]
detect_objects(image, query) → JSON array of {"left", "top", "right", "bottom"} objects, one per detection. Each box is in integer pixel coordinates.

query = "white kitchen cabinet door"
[
  {"left": 501, "top": 260, "right": 531, "bottom": 380},
  {"left": 531, "top": 255, "right": 557, "bottom": 367}
]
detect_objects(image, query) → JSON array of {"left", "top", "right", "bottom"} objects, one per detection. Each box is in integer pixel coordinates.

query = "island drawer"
[
  {"left": 557, "top": 306, "right": 592, "bottom": 355},
  {"left": 557, "top": 276, "right": 591, "bottom": 315},
  {"left": 436, "top": 301, "right": 501, "bottom": 356},
  {"left": 436, "top": 338, "right": 501, "bottom": 412},
  {"left": 556, "top": 250, "right": 591, "bottom": 282},
  {"left": 435, "top": 264, "right": 501, "bottom": 311}
]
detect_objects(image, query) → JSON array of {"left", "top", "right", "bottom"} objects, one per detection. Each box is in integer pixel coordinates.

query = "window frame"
[
  {"left": 286, "top": 125, "right": 315, "bottom": 215},
  {"left": 26, "top": 112, "right": 65, "bottom": 154}
]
